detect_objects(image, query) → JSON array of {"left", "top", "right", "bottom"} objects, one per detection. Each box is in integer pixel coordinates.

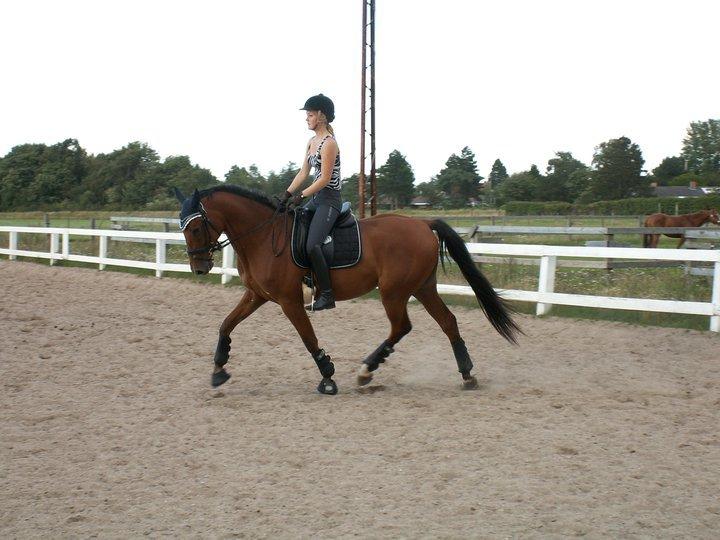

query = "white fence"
[{"left": 2, "top": 225, "right": 719, "bottom": 332}]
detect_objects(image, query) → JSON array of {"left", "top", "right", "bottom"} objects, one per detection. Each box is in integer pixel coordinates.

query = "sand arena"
[{"left": 1, "top": 260, "right": 719, "bottom": 537}]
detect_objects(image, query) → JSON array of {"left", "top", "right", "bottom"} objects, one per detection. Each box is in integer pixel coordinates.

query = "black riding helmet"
[{"left": 300, "top": 94, "right": 335, "bottom": 123}]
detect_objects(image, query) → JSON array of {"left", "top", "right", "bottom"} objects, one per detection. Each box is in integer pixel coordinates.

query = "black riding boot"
[{"left": 307, "top": 245, "right": 335, "bottom": 311}]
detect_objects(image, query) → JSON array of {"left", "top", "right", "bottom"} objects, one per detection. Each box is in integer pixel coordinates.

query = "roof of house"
[
  {"left": 411, "top": 197, "right": 431, "bottom": 204},
  {"left": 653, "top": 186, "right": 706, "bottom": 198}
]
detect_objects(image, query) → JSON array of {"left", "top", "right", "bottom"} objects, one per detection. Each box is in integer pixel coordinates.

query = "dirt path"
[{"left": 1, "top": 260, "right": 719, "bottom": 538}]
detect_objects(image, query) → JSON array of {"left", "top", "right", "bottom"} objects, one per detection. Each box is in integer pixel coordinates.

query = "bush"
[
  {"left": 502, "top": 196, "right": 720, "bottom": 216},
  {"left": 502, "top": 201, "right": 574, "bottom": 215}
]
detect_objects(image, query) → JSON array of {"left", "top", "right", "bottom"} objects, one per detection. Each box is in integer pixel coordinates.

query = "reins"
[{"left": 188, "top": 202, "right": 291, "bottom": 259}]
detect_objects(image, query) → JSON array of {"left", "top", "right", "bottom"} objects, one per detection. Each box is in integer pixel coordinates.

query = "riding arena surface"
[{"left": 2, "top": 261, "right": 719, "bottom": 538}]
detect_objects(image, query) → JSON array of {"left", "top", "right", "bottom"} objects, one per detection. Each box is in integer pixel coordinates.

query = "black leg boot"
[{"left": 307, "top": 245, "right": 335, "bottom": 311}]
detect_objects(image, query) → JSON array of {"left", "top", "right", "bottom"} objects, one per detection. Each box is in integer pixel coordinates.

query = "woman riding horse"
[
  {"left": 176, "top": 183, "right": 521, "bottom": 394},
  {"left": 279, "top": 93, "right": 342, "bottom": 311}
]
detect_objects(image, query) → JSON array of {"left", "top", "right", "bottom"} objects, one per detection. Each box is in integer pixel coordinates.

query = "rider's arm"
[
  {"left": 286, "top": 141, "right": 312, "bottom": 194},
  {"left": 302, "top": 138, "right": 338, "bottom": 197}
]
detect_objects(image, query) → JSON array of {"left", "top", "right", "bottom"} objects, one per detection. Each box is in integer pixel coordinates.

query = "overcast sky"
[{"left": 1, "top": 0, "right": 718, "bottom": 184}]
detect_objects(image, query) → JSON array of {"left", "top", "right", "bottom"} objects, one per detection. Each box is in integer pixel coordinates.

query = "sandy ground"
[{"left": 1, "top": 260, "right": 719, "bottom": 538}]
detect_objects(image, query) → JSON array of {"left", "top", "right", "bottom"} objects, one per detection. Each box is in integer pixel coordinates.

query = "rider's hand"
[
  {"left": 290, "top": 193, "right": 304, "bottom": 208},
  {"left": 277, "top": 190, "right": 292, "bottom": 212}
]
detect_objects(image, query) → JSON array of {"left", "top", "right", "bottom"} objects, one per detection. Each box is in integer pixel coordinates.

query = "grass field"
[{"left": 1, "top": 209, "right": 717, "bottom": 332}]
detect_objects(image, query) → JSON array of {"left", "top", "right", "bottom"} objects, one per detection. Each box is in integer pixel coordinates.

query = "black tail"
[
  {"left": 642, "top": 233, "right": 650, "bottom": 248},
  {"left": 429, "top": 219, "right": 521, "bottom": 344}
]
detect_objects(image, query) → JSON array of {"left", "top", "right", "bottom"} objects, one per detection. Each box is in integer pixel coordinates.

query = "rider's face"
[{"left": 306, "top": 110, "right": 319, "bottom": 130}]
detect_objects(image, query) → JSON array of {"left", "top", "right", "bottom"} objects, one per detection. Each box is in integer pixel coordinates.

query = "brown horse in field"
[
  {"left": 174, "top": 185, "right": 520, "bottom": 394},
  {"left": 643, "top": 209, "right": 719, "bottom": 248}
]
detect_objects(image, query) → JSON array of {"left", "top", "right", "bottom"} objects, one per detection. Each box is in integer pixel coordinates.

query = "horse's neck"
[
  {"left": 690, "top": 211, "right": 709, "bottom": 226},
  {"left": 213, "top": 195, "right": 274, "bottom": 236}
]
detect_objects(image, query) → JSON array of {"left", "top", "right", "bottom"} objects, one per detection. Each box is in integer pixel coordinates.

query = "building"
[{"left": 651, "top": 180, "right": 708, "bottom": 198}]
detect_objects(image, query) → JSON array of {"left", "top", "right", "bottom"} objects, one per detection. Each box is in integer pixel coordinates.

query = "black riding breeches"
[{"left": 305, "top": 203, "right": 340, "bottom": 254}]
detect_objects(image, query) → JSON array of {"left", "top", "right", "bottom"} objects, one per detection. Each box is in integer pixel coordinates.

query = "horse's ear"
[
  {"left": 191, "top": 189, "right": 201, "bottom": 208},
  {"left": 173, "top": 187, "right": 186, "bottom": 203}
]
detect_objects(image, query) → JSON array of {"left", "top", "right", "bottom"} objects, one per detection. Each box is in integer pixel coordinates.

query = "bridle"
[{"left": 181, "top": 202, "right": 290, "bottom": 261}]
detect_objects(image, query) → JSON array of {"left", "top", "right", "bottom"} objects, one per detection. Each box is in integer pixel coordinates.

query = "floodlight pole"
[{"left": 360, "top": 0, "right": 377, "bottom": 217}]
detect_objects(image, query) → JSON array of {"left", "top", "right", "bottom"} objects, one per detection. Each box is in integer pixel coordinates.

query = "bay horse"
[
  {"left": 174, "top": 185, "right": 520, "bottom": 394},
  {"left": 643, "top": 209, "right": 719, "bottom": 248}
]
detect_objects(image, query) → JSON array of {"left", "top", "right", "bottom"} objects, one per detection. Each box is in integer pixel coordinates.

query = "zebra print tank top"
[{"left": 308, "top": 134, "right": 342, "bottom": 190}]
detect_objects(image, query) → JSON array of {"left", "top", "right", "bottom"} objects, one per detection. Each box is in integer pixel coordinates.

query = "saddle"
[{"left": 291, "top": 201, "right": 362, "bottom": 269}]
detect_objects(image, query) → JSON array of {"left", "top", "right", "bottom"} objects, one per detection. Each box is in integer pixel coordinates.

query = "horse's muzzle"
[{"left": 192, "top": 259, "right": 213, "bottom": 275}]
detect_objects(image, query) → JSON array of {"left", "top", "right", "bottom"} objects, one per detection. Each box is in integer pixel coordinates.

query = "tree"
[
  {"left": 652, "top": 156, "right": 686, "bottom": 183},
  {"left": 495, "top": 170, "right": 541, "bottom": 204},
  {"left": 265, "top": 162, "right": 299, "bottom": 197},
  {"left": 0, "top": 139, "right": 89, "bottom": 210},
  {"left": 587, "top": 136, "right": 649, "bottom": 201},
  {"left": 341, "top": 173, "right": 359, "bottom": 207},
  {"left": 682, "top": 119, "right": 720, "bottom": 173},
  {"left": 488, "top": 159, "right": 508, "bottom": 189},
  {"left": 377, "top": 150, "right": 415, "bottom": 209},
  {"left": 414, "top": 181, "right": 443, "bottom": 206},
  {"left": 224, "top": 164, "right": 267, "bottom": 192},
  {"left": 79, "top": 142, "right": 160, "bottom": 208},
  {"left": 543, "top": 152, "right": 588, "bottom": 202},
  {"left": 151, "top": 155, "right": 217, "bottom": 205},
  {"left": 434, "top": 146, "right": 483, "bottom": 207}
]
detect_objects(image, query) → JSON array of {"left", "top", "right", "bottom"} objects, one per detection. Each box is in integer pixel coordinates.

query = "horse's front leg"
[
  {"left": 211, "top": 289, "right": 267, "bottom": 387},
  {"left": 280, "top": 301, "right": 338, "bottom": 395}
]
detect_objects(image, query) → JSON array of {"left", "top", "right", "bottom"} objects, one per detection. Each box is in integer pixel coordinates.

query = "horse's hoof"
[
  {"left": 211, "top": 369, "right": 231, "bottom": 388},
  {"left": 317, "top": 378, "right": 338, "bottom": 395},
  {"left": 357, "top": 364, "right": 373, "bottom": 386},
  {"left": 462, "top": 375, "right": 479, "bottom": 390}
]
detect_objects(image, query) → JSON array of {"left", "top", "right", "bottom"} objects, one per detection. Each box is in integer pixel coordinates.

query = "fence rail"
[{"left": 2, "top": 225, "right": 719, "bottom": 332}]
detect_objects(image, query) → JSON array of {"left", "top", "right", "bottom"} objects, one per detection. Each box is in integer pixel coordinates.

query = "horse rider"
[{"left": 280, "top": 94, "right": 343, "bottom": 311}]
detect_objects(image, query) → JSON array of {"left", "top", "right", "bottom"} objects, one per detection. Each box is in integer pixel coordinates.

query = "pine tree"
[
  {"left": 434, "top": 146, "right": 483, "bottom": 207},
  {"left": 682, "top": 119, "right": 720, "bottom": 173},
  {"left": 488, "top": 159, "right": 508, "bottom": 189},
  {"left": 377, "top": 150, "right": 415, "bottom": 209}
]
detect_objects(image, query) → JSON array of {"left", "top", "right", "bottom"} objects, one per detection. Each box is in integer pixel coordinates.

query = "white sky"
[{"left": 1, "top": 0, "right": 718, "bottom": 184}]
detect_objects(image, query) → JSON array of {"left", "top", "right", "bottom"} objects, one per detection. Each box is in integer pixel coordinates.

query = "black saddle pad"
[{"left": 291, "top": 206, "right": 362, "bottom": 269}]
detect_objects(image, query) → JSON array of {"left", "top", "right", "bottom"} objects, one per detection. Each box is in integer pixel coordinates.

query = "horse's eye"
[{"left": 192, "top": 228, "right": 200, "bottom": 236}]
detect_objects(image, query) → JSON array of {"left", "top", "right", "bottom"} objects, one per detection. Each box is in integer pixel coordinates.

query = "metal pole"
[
  {"left": 359, "top": 0, "right": 367, "bottom": 219},
  {"left": 369, "top": 0, "right": 377, "bottom": 216}
]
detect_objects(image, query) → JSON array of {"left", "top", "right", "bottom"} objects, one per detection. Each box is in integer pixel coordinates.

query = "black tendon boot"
[{"left": 307, "top": 245, "right": 336, "bottom": 311}]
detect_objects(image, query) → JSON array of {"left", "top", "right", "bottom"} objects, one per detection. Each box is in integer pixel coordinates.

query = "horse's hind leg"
[
  {"left": 212, "top": 289, "right": 267, "bottom": 387},
  {"left": 357, "top": 295, "right": 413, "bottom": 386},
  {"left": 413, "top": 281, "right": 478, "bottom": 390}
]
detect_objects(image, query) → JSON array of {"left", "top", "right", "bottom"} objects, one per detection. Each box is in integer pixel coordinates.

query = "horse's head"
[
  {"left": 174, "top": 188, "right": 223, "bottom": 275},
  {"left": 709, "top": 208, "right": 720, "bottom": 225}
]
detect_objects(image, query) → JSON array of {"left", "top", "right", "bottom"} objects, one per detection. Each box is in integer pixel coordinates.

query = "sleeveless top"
[{"left": 308, "top": 134, "right": 342, "bottom": 191}]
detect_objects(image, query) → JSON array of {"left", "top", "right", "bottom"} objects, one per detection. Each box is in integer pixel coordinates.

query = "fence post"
[
  {"left": 536, "top": 255, "right": 557, "bottom": 316},
  {"left": 710, "top": 261, "right": 720, "bottom": 332},
  {"left": 99, "top": 235, "right": 108, "bottom": 270},
  {"left": 221, "top": 245, "right": 234, "bottom": 285},
  {"left": 50, "top": 233, "right": 59, "bottom": 265},
  {"left": 62, "top": 233, "right": 69, "bottom": 260},
  {"left": 155, "top": 239, "right": 166, "bottom": 278},
  {"left": 9, "top": 231, "right": 18, "bottom": 260}
]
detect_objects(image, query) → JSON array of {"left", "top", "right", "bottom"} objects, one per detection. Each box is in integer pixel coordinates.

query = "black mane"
[{"left": 199, "top": 184, "right": 278, "bottom": 210}]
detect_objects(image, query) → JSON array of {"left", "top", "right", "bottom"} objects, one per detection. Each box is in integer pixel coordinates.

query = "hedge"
[{"left": 503, "top": 195, "right": 720, "bottom": 216}]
